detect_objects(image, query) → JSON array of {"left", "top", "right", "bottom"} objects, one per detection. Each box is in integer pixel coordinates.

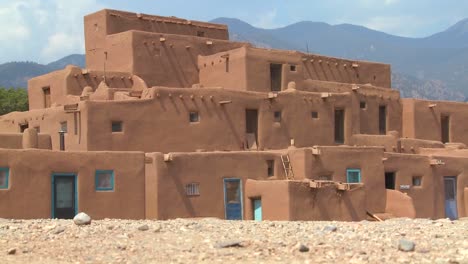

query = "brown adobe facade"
[{"left": 0, "top": 9, "right": 467, "bottom": 221}]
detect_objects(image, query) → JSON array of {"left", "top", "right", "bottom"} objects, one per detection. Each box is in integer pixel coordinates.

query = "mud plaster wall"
[
  {"left": 244, "top": 180, "right": 291, "bottom": 220},
  {"left": 402, "top": 99, "right": 468, "bottom": 145},
  {"left": 83, "top": 88, "right": 363, "bottom": 152},
  {"left": 199, "top": 47, "right": 391, "bottom": 92},
  {"left": 0, "top": 149, "right": 145, "bottom": 219},
  {"left": 289, "top": 147, "right": 386, "bottom": 213},
  {"left": 148, "top": 151, "right": 285, "bottom": 220},
  {"left": 0, "top": 133, "right": 51, "bottom": 149},
  {"left": 349, "top": 134, "right": 398, "bottom": 152},
  {"left": 0, "top": 103, "right": 89, "bottom": 151},
  {"left": 383, "top": 153, "right": 437, "bottom": 218},
  {"left": 87, "top": 30, "right": 245, "bottom": 88}
]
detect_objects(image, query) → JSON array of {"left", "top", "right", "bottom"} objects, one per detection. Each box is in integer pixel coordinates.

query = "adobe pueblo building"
[{"left": 0, "top": 9, "right": 467, "bottom": 221}]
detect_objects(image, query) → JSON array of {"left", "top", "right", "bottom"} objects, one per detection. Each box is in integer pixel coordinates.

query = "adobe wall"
[
  {"left": 288, "top": 147, "right": 386, "bottom": 213},
  {"left": 244, "top": 180, "right": 367, "bottom": 221},
  {"left": 0, "top": 104, "right": 89, "bottom": 151},
  {"left": 87, "top": 30, "right": 245, "bottom": 88},
  {"left": 0, "top": 149, "right": 145, "bottom": 219},
  {"left": 84, "top": 9, "right": 228, "bottom": 69},
  {"left": 402, "top": 99, "right": 468, "bottom": 145},
  {"left": 28, "top": 65, "right": 134, "bottom": 110},
  {"left": 383, "top": 153, "right": 437, "bottom": 218},
  {"left": 199, "top": 47, "right": 391, "bottom": 91},
  {"left": 0, "top": 133, "right": 51, "bottom": 149},
  {"left": 84, "top": 87, "right": 359, "bottom": 152},
  {"left": 349, "top": 134, "right": 399, "bottom": 152},
  {"left": 146, "top": 151, "right": 286, "bottom": 220}
]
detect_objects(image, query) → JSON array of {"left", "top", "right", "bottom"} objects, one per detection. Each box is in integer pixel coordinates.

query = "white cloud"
[
  {"left": 0, "top": 0, "right": 104, "bottom": 64},
  {"left": 253, "top": 9, "right": 279, "bottom": 29},
  {"left": 358, "top": 0, "right": 400, "bottom": 8},
  {"left": 361, "top": 16, "right": 427, "bottom": 37}
]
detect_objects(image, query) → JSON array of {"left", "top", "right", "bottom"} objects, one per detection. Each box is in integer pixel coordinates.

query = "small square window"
[
  {"left": 274, "top": 111, "right": 282, "bottom": 123},
  {"left": 189, "top": 112, "right": 200, "bottom": 123},
  {"left": 290, "top": 65, "right": 297, "bottom": 72},
  {"left": 267, "top": 160, "right": 274, "bottom": 177},
  {"left": 360, "top": 101, "right": 367, "bottom": 109},
  {"left": 95, "top": 170, "right": 114, "bottom": 191},
  {"left": 185, "top": 183, "right": 200, "bottom": 196},
  {"left": 311, "top": 111, "right": 319, "bottom": 119},
  {"left": 412, "top": 176, "right": 422, "bottom": 187},
  {"left": 60, "top": 121, "right": 67, "bottom": 133},
  {"left": 0, "top": 168, "right": 9, "bottom": 189},
  {"left": 112, "top": 121, "right": 123, "bottom": 132},
  {"left": 346, "top": 169, "right": 361, "bottom": 183}
]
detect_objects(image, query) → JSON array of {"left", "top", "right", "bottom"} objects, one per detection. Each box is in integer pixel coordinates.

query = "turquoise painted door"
[{"left": 253, "top": 199, "right": 262, "bottom": 221}]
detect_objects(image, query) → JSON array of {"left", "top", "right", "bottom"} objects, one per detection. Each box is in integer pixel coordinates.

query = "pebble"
[
  {"left": 73, "top": 212, "right": 91, "bottom": 226},
  {"left": 7, "top": 248, "right": 16, "bottom": 255},
  {"left": 398, "top": 239, "right": 416, "bottom": 252},
  {"left": 297, "top": 243, "right": 309, "bottom": 252},
  {"left": 137, "top": 224, "right": 149, "bottom": 231},
  {"left": 324, "top": 225, "right": 338, "bottom": 232},
  {"left": 214, "top": 240, "right": 243, "bottom": 249}
]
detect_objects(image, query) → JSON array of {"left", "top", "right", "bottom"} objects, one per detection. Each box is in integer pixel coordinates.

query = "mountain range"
[{"left": 1, "top": 18, "right": 468, "bottom": 101}]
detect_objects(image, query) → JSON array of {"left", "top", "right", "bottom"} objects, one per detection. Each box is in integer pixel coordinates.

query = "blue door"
[
  {"left": 224, "top": 178, "right": 243, "bottom": 220},
  {"left": 253, "top": 199, "right": 262, "bottom": 221},
  {"left": 52, "top": 173, "right": 77, "bottom": 219},
  {"left": 444, "top": 177, "right": 458, "bottom": 220}
]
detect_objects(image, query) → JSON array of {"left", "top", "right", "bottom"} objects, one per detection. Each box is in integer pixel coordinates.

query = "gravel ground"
[{"left": 0, "top": 217, "right": 467, "bottom": 264}]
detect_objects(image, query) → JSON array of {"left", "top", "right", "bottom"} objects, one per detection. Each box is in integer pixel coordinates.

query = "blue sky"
[{"left": 0, "top": 0, "right": 467, "bottom": 64}]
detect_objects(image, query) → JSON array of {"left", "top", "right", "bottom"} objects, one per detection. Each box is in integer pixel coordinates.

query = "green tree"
[{"left": 0, "top": 87, "right": 29, "bottom": 116}]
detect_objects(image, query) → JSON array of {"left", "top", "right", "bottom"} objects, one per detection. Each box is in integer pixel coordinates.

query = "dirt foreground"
[{"left": 0, "top": 217, "right": 467, "bottom": 263}]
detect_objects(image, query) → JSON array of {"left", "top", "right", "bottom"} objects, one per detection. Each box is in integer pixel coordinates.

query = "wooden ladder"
[{"left": 281, "top": 154, "right": 294, "bottom": 180}]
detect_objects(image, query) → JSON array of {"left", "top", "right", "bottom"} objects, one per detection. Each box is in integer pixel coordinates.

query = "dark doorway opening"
[
  {"left": 379, "top": 105, "right": 387, "bottom": 135},
  {"left": 270, "top": 64, "right": 282, "bottom": 92},
  {"left": 19, "top": 123, "right": 29, "bottom": 133},
  {"left": 441, "top": 115, "right": 450, "bottom": 143},
  {"left": 43, "top": 87, "right": 51, "bottom": 108},
  {"left": 246, "top": 109, "right": 258, "bottom": 149},
  {"left": 334, "top": 109, "right": 345, "bottom": 144},
  {"left": 385, "top": 172, "right": 395, "bottom": 190}
]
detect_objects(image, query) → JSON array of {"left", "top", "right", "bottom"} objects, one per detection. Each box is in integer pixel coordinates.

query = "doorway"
[
  {"left": 246, "top": 109, "right": 258, "bottom": 148},
  {"left": 43, "top": 87, "right": 51, "bottom": 108},
  {"left": 441, "top": 115, "right": 450, "bottom": 143},
  {"left": 223, "top": 178, "right": 243, "bottom": 220},
  {"left": 52, "top": 173, "right": 77, "bottom": 219},
  {"left": 379, "top": 105, "right": 387, "bottom": 135},
  {"left": 270, "top": 64, "right": 282, "bottom": 92},
  {"left": 444, "top": 177, "right": 458, "bottom": 220},
  {"left": 253, "top": 199, "right": 262, "bottom": 221},
  {"left": 334, "top": 109, "right": 345, "bottom": 144},
  {"left": 385, "top": 172, "right": 395, "bottom": 190}
]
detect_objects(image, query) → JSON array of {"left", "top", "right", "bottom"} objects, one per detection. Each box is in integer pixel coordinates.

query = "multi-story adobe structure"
[{"left": 0, "top": 9, "right": 467, "bottom": 221}]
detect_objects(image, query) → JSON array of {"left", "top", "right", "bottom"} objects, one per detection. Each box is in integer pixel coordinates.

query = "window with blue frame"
[
  {"left": 346, "top": 169, "right": 361, "bottom": 183},
  {"left": 95, "top": 170, "right": 114, "bottom": 191},
  {"left": 0, "top": 168, "right": 9, "bottom": 189}
]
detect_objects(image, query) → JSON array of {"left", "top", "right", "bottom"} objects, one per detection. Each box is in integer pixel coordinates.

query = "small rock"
[
  {"left": 398, "top": 239, "right": 415, "bottom": 252},
  {"left": 7, "top": 248, "right": 16, "bottom": 255},
  {"left": 138, "top": 224, "right": 149, "bottom": 231},
  {"left": 296, "top": 243, "right": 309, "bottom": 252},
  {"left": 324, "top": 225, "right": 338, "bottom": 232},
  {"left": 73, "top": 212, "right": 91, "bottom": 226},
  {"left": 214, "top": 240, "right": 243, "bottom": 249},
  {"left": 52, "top": 226, "right": 66, "bottom": 235}
]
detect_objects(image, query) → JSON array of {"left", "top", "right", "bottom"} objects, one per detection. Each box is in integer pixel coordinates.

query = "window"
[
  {"left": 111, "top": 121, "right": 123, "bottom": 132},
  {"left": 311, "top": 111, "right": 319, "bottom": 119},
  {"left": 273, "top": 111, "right": 282, "bottom": 123},
  {"left": 267, "top": 160, "right": 274, "bottom": 177},
  {"left": 34, "top": 126, "right": 40, "bottom": 133},
  {"left": 360, "top": 101, "right": 367, "bottom": 109},
  {"left": 189, "top": 112, "right": 200, "bottom": 123},
  {"left": 412, "top": 176, "right": 422, "bottom": 187},
  {"left": 346, "top": 169, "right": 361, "bottom": 183},
  {"left": 60, "top": 121, "right": 67, "bottom": 133},
  {"left": 197, "top": 31, "right": 205, "bottom": 37},
  {"left": 19, "top": 123, "right": 29, "bottom": 133},
  {"left": 95, "top": 170, "right": 114, "bottom": 191},
  {"left": 290, "top": 65, "right": 297, "bottom": 72},
  {"left": 0, "top": 168, "right": 9, "bottom": 189},
  {"left": 185, "top": 183, "right": 200, "bottom": 196}
]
